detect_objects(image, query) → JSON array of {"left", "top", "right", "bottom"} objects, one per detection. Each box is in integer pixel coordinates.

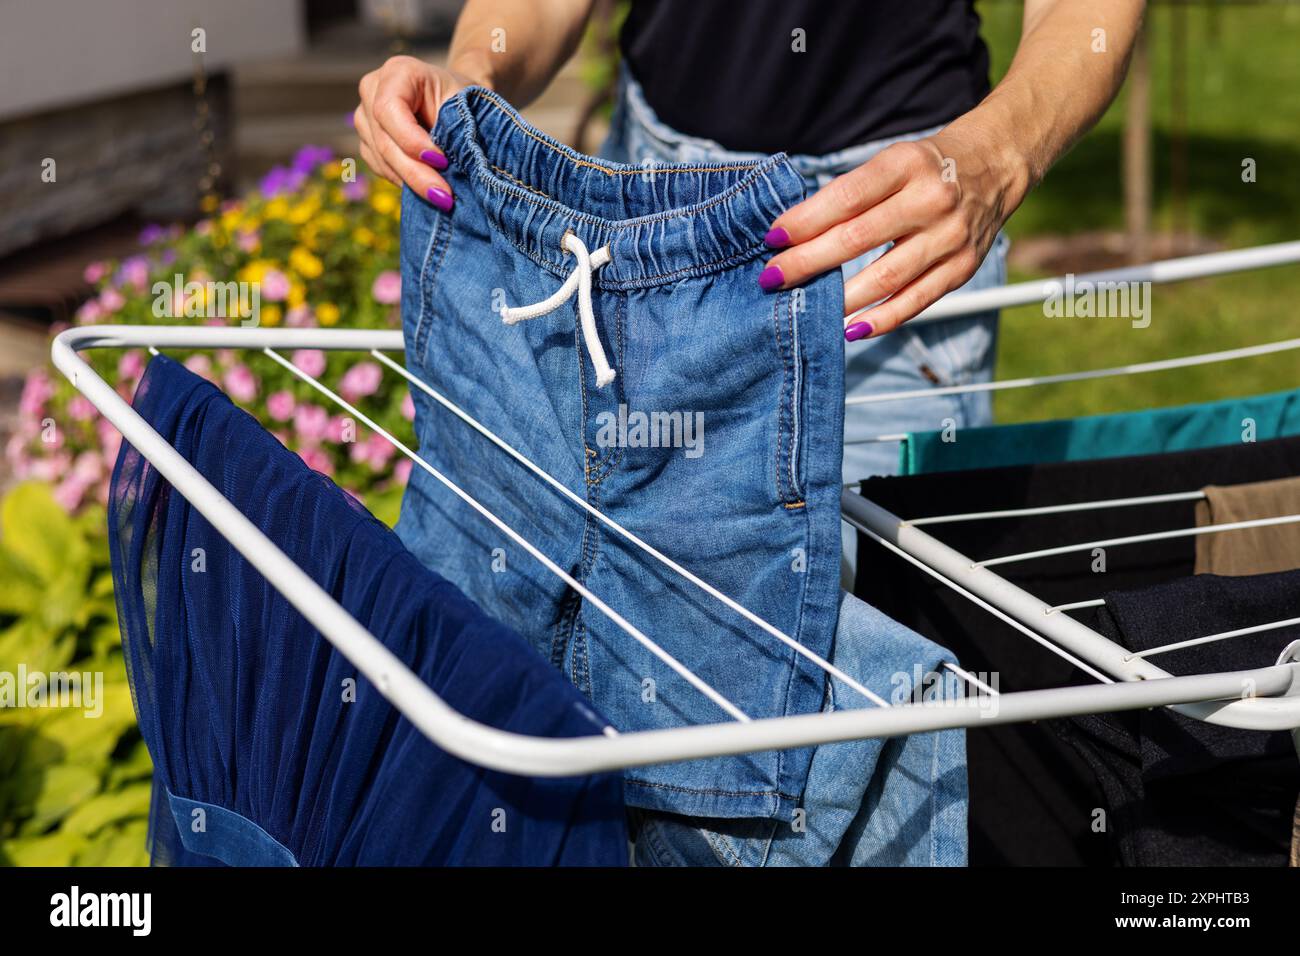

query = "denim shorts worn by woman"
[
  {"left": 602, "top": 66, "right": 1009, "bottom": 582},
  {"left": 395, "top": 87, "right": 845, "bottom": 821}
]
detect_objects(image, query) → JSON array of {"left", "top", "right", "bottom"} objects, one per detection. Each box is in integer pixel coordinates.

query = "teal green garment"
[{"left": 898, "top": 388, "right": 1300, "bottom": 475}]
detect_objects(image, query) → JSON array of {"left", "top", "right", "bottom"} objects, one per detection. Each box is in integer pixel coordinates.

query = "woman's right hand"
[{"left": 354, "top": 55, "right": 477, "bottom": 211}]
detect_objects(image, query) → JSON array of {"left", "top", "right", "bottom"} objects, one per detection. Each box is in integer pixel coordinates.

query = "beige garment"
[
  {"left": 1292, "top": 793, "right": 1299, "bottom": 867},
  {"left": 1194, "top": 475, "right": 1300, "bottom": 576}
]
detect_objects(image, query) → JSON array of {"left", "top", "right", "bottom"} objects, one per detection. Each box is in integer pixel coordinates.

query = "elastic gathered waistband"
[{"left": 432, "top": 87, "right": 805, "bottom": 291}]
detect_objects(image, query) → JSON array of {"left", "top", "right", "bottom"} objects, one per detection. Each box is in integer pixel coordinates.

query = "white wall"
[{"left": 0, "top": 0, "right": 306, "bottom": 121}]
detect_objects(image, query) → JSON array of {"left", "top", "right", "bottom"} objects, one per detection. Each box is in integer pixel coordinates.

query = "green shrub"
[{"left": 0, "top": 482, "right": 149, "bottom": 866}]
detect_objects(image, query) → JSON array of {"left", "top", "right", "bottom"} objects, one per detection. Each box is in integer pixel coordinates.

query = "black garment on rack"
[
  {"left": 1060, "top": 571, "right": 1300, "bottom": 867},
  {"left": 854, "top": 434, "right": 1300, "bottom": 866}
]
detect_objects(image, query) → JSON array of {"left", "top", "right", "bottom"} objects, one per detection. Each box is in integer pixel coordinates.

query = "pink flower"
[
  {"left": 5, "top": 434, "right": 31, "bottom": 477},
  {"left": 298, "top": 445, "right": 334, "bottom": 476},
  {"left": 293, "top": 403, "right": 329, "bottom": 441},
  {"left": 292, "top": 349, "right": 326, "bottom": 378},
  {"left": 339, "top": 361, "right": 382, "bottom": 402},
  {"left": 400, "top": 392, "right": 415, "bottom": 421},
  {"left": 97, "top": 418, "right": 122, "bottom": 464},
  {"left": 285, "top": 305, "right": 314, "bottom": 327},
  {"left": 120, "top": 257, "right": 150, "bottom": 292},
  {"left": 393, "top": 459, "right": 412, "bottom": 484},
  {"left": 184, "top": 354, "right": 214, "bottom": 381},
  {"left": 83, "top": 261, "right": 109, "bottom": 284},
  {"left": 28, "top": 451, "right": 72, "bottom": 483},
  {"left": 371, "top": 270, "right": 401, "bottom": 305},
  {"left": 117, "top": 350, "right": 146, "bottom": 382},
  {"left": 71, "top": 450, "right": 104, "bottom": 484},
  {"left": 53, "top": 475, "right": 91, "bottom": 512},
  {"left": 350, "top": 433, "right": 394, "bottom": 467},
  {"left": 99, "top": 287, "right": 126, "bottom": 313},
  {"left": 68, "top": 395, "right": 97, "bottom": 422},
  {"left": 223, "top": 364, "right": 258, "bottom": 403},
  {"left": 261, "top": 268, "right": 291, "bottom": 302},
  {"left": 325, "top": 415, "right": 352, "bottom": 443},
  {"left": 267, "top": 390, "right": 296, "bottom": 422},
  {"left": 19, "top": 370, "right": 55, "bottom": 417},
  {"left": 76, "top": 299, "right": 104, "bottom": 324},
  {"left": 236, "top": 230, "right": 260, "bottom": 252}
]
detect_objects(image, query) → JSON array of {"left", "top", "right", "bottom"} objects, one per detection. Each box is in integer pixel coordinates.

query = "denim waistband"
[{"left": 433, "top": 87, "right": 806, "bottom": 291}]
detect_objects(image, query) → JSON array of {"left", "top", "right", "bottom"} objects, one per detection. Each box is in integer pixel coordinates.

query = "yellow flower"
[
  {"left": 287, "top": 280, "right": 306, "bottom": 309},
  {"left": 287, "top": 197, "right": 320, "bottom": 225},
  {"left": 260, "top": 304, "right": 283, "bottom": 327},
  {"left": 264, "top": 197, "right": 290, "bottom": 220},
  {"left": 316, "top": 302, "right": 341, "bottom": 326},
  {"left": 370, "top": 191, "right": 397, "bottom": 216},
  {"left": 238, "top": 259, "right": 275, "bottom": 285},
  {"left": 352, "top": 226, "right": 375, "bottom": 247},
  {"left": 323, "top": 160, "right": 343, "bottom": 179},
  {"left": 289, "top": 246, "right": 324, "bottom": 279},
  {"left": 317, "top": 211, "right": 345, "bottom": 233}
]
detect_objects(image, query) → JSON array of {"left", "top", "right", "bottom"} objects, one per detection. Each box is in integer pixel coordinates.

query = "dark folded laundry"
[
  {"left": 1060, "top": 571, "right": 1300, "bottom": 866},
  {"left": 1195, "top": 475, "right": 1300, "bottom": 576},
  {"left": 110, "top": 355, "right": 628, "bottom": 866},
  {"left": 854, "top": 434, "right": 1300, "bottom": 866}
]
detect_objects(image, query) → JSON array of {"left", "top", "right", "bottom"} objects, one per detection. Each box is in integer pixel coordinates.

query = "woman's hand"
[
  {"left": 759, "top": 127, "right": 1028, "bottom": 339},
  {"left": 354, "top": 55, "right": 479, "bottom": 212}
]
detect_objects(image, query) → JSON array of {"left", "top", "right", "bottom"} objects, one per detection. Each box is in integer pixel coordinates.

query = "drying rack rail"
[{"left": 51, "top": 240, "right": 1300, "bottom": 776}]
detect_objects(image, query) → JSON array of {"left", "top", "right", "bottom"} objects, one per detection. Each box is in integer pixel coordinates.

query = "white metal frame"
[{"left": 50, "top": 241, "right": 1300, "bottom": 776}]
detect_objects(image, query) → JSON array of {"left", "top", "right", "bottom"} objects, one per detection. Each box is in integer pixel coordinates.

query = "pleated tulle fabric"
[{"left": 109, "top": 355, "right": 627, "bottom": 866}]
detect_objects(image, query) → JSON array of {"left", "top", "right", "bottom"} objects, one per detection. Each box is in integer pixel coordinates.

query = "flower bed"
[{"left": 7, "top": 146, "right": 413, "bottom": 521}]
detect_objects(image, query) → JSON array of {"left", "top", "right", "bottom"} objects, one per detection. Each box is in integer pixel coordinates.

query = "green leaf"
[
  {"left": 62, "top": 781, "right": 152, "bottom": 837},
  {"left": 23, "top": 764, "right": 101, "bottom": 833},
  {"left": 72, "top": 819, "right": 149, "bottom": 866},
  {"left": 0, "top": 550, "right": 42, "bottom": 615},
  {"left": 0, "top": 482, "right": 87, "bottom": 585},
  {"left": 1, "top": 829, "right": 88, "bottom": 867},
  {"left": 106, "top": 738, "right": 153, "bottom": 788},
  {"left": 0, "top": 617, "right": 76, "bottom": 676}
]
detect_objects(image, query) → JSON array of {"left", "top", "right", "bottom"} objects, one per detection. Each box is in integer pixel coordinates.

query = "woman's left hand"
[{"left": 758, "top": 127, "right": 1027, "bottom": 340}]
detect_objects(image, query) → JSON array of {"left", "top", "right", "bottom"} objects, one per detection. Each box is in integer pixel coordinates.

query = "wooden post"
[{"left": 1123, "top": 21, "right": 1152, "bottom": 265}]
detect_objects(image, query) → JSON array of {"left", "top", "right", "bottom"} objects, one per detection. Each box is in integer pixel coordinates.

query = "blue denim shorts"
[
  {"left": 602, "top": 65, "right": 1009, "bottom": 584},
  {"left": 631, "top": 591, "right": 968, "bottom": 867},
  {"left": 396, "top": 88, "right": 846, "bottom": 820}
]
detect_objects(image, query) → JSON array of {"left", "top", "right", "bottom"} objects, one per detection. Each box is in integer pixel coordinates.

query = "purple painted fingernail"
[
  {"left": 758, "top": 265, "right": 784, "bottom": 292},
  {"left": 845, "top": 321, "right": 874, "bottom": 342},
  {"left": 420, "top": 149, "right": 449, "bottom": 170},
  {"left": 426, "top": 186, "right": 454, "bottom": 212},
  {"left": 764, "top": 226, "right": 790, "bottom": 248}
]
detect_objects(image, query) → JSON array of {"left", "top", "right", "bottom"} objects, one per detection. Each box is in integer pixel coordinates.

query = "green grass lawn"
[{"left": 976, "top": 1, "right": 1300, "bottom": 422}]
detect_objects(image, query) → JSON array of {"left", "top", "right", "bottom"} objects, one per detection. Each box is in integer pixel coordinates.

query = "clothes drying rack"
[{"left": 51, "top": 240, "right": 1300, "bottom": 776}]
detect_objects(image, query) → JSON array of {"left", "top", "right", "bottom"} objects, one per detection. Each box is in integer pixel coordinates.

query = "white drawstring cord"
[{"left": 501, "top": 233, "right": 616, "bottom": 388}]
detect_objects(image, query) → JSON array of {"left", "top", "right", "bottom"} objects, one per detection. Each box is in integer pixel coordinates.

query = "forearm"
[
  {"left": 946, "top": 0, "right": 1146, "bottom": 209},
  {"left": 448, "top": 0, "right": 596, "bottom": 106}
]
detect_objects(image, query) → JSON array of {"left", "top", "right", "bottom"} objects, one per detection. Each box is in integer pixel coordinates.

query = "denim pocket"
[
  {"left": 771, "top": 289, "right": 805, "bottom": 506},
  {"left": 407, "top": 195, "right": 455, "bottom": 374}
]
